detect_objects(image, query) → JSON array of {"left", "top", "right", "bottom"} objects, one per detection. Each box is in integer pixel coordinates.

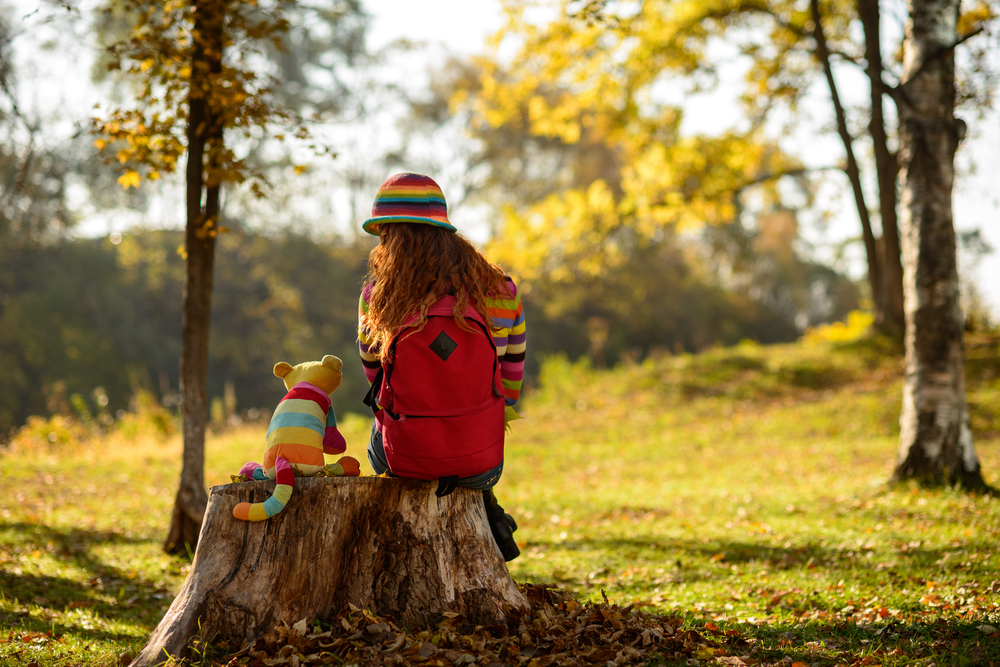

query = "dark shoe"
[{"left": 483, "top": 490, "right": 520, "bottom": 562}]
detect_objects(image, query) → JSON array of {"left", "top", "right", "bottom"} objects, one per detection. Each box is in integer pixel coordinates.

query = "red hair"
[{"left": 361, "top": 224, "right": 512, "bottom": 363}]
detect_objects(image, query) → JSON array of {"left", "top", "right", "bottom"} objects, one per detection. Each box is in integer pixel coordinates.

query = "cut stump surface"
[{"left": 131, "top": 476, "right": 527, "bottom": 667}]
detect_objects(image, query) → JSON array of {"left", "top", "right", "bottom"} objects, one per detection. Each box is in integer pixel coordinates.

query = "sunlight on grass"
[{"left": 2, "top": 336, "right": 999, "bottom": 665}]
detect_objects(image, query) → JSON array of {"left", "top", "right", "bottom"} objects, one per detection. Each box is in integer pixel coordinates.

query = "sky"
[
  {"left": 9, "top": 0, "right": 1000, "bottom": 319},
  {"left": 365, "top": 0, "right": 506, "bottom": 55}
]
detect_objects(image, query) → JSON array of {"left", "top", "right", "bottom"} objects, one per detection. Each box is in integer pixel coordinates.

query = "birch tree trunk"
[{"left": 893, "top": 0, "right": 986, "bottom": 489}]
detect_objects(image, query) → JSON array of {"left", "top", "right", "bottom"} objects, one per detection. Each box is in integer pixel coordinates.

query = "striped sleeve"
[
  {"left": 358, "top": 282, "right": 382, "bottom": 386},
  {"left": 485, "top": 277, "right": 526, "bottom": 407}
]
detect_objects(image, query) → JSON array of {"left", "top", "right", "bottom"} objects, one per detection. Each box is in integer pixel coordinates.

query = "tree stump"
[{"left": 131, "top": 476, "right": 528, "bottom": 667}]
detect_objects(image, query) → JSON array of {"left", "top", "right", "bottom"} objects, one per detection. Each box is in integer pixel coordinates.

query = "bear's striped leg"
[{"left": 232, "top": 457, "right": 295, "bottom": 521}]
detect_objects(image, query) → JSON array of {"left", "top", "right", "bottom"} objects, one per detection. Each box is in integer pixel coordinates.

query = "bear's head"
[{"left": 273, "top": 355, "right": 343, "bottom": 395}]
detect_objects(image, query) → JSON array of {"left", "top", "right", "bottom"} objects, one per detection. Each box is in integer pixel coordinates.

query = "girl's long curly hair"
[{"left": 361, "top": 223, "right": 512, "bottom": 363}]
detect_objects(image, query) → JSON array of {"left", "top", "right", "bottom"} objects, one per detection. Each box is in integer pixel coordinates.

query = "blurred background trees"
[
  {"left": 413, "top": 0, "right": 996, "bottom": 343},
  {"left": 0, "top": 229, "right": 374, "bottom": 437}
]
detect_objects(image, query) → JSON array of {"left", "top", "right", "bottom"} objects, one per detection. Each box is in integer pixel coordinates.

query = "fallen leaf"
[
  {"left": 386, "top": 633, "right": 405, "bottom": 652},
  {"left": 67, "top": 601, "right": 97, "bottom": 609}
]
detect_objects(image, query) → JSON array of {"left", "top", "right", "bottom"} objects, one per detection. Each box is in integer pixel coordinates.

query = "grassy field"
[{"left": 2, "top": 330, "right": 999, "bottom": 666}]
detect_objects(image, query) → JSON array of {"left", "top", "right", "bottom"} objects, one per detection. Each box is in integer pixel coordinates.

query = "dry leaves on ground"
[{"left": 205, "top": 584, "right": 763, "bottom": 667}]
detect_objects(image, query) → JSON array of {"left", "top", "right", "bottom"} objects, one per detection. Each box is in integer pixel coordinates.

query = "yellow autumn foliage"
[{"left": 466, "top": 0, "right": 816, "bottom": 288}]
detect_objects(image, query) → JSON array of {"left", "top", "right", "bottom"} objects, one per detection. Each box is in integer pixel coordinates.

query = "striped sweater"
[{"left": 358, "top": 277, "right": 526, "bottom": 407}]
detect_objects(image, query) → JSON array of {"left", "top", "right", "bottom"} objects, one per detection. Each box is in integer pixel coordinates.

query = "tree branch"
[
  {"left": 735, "top": 165, "right": 840, "bottom": 194},
  {"left": 810, "top": 0, "right": 884, "bottom": 313}
]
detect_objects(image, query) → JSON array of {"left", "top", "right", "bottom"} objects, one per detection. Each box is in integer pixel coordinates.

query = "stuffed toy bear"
[{"left": 233, "top": 354, "right": 360, "bottom": 521}]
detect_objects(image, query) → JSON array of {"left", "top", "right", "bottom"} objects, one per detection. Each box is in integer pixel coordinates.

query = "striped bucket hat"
[{"left": 362, "top": 172, "right": 456, "bottom": 236}]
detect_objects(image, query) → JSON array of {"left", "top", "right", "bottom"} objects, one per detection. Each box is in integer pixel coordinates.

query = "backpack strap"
[
  {"left": 362, "top": 329, "right": 404, "bottom": 415},
  {"left": 466, "top": 316, "right": 504, "bottom": 399},
  {"left": 363, "top": 367, "right": 384, "bottom": 415},
  {"left": 435, "top": 476, "right": 459, "bottom": 497}
]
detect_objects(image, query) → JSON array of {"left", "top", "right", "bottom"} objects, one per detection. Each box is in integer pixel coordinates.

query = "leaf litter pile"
[{"left": 202, "top": 584, "right": 750, "bottom": 667}]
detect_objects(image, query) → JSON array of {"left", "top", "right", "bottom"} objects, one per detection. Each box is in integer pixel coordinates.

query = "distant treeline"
[{"left": 0, "top": 229, "right": 858, "bottom": 436}]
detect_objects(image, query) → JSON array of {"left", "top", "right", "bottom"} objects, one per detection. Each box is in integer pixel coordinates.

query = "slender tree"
[
  {"left": 94, "top": 0, "right": 303, "bottom": 553},
  {"left": 893, "top": 0, "right": 987, "bottom": 489},
  {"left": 810, "top": 0, "right": 883, "bottom": 329},
  {"left": 169, "top": 0, "right": 225, "bottom": 554},
  {"left": 857, "top": 0, "right": 906, "bottom": 336}
]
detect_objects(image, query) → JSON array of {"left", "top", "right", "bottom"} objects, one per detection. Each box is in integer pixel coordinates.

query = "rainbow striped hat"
[{"left": 362, "top": 172, "right": 456, "bottom": 235}]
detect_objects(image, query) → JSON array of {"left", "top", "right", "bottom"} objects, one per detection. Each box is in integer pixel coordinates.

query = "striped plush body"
[
  {"left": 233, "top": 355, "right": 360, "bottom": 522},
  {"left": 265, "top": 381, "right": 338, "bottom": 476}
]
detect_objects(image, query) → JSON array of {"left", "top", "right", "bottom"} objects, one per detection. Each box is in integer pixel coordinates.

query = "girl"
[{"left": 357, "top": 172, "right": 526, "bottom": 561}]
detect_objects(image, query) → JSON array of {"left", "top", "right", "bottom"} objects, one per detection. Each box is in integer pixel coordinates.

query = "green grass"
[{"left": 2, "top": 333, "right": 1000, "bottom": 666}]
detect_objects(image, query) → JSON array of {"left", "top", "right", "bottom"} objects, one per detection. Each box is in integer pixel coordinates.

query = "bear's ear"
[
  {"left": 321, "top": 355, "right": 343, "bottom": 371},
  {"left": 273, "top": 362, "right": 294, "bottom": 379}
]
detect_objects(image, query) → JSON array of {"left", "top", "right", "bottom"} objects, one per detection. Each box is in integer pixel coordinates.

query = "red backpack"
[{"left": 363, "top": 295, "right": 505, "bottom": 481}]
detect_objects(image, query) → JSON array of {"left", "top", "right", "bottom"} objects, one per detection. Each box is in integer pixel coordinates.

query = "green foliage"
[
  {"left": 0, "top": 230, "right": 375, "bottom": 438},
  {"left": 0, "top": 228, "right": 864, "bottom": 438},
  {"left": 0, "top": 226, "right": 857, "bottom": 437},
  {"left": 515, "top": 228, "right": 859, "bottom": 376},
  {"left": 0, "top": 236, "right": 176, "bottom": 438},
  {"left": 206, "top": 229, "right": 376, "bottom": 413}
]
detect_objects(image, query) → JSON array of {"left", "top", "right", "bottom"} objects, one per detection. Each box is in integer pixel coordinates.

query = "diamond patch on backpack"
[{"left": 429, "top": 331, "right": 458, "bottom": 361}]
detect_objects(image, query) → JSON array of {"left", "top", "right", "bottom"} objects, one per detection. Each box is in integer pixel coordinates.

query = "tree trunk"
[
  {"left": 164, "top": 0, "right": 225, "bottom": 555},
  {"left": 859, "top": 0, "right": 906, "bottom": 339},
  {"left": 132, "top": 477, "right": 528, "bottom": 667},
  {"left": 893, "top": 0, "right": 986, "bottom": 489},
  {"left": 811, "top": 0, "right": 884, "bottom": 324}
]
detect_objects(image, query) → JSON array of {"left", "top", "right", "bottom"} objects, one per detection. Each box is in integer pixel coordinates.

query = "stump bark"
[{"left": 131, "top": 476, "right": 528, "bottom": 667}]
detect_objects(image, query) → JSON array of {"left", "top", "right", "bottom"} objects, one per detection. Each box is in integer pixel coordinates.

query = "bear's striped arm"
[
  {"left": 323, "top": 406, "right": 347, "bottom": 455},
  {"left": 232, "top": 457, "right": 295, "bottom": 522}
]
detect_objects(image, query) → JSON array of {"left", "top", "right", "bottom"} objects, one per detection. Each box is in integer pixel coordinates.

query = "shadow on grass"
[
  {"left": 0, "top": 522, "right": 175, "bottom": 638},
  {"left": 0, "top": 520, "right": 155, "bottom": 567},
  {"left": 531, "top": 535, "right": 998, "bottom": 578}
]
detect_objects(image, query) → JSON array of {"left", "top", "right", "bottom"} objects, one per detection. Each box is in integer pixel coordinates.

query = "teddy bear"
[{"left": 233, "top": 354, "right": 360, "bottom": 521}]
